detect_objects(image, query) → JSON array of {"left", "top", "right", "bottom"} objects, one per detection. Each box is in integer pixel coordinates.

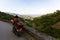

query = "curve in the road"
[{"left": 0, "top": 21, "right": 27, "bottom": 40}]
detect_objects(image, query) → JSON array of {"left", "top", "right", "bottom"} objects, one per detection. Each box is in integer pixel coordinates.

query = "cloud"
[{"left": 0, "top": 0, "right": 60, "bottom": 16}]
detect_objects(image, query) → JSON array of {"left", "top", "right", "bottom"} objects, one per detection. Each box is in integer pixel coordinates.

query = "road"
[{"left": 0, "top": 21, "right": 27, "bottom": 40}]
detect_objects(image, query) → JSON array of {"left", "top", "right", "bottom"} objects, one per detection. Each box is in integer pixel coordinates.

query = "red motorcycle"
[{"left": 13, "top": 21, "right": 24, "bottom": 37}]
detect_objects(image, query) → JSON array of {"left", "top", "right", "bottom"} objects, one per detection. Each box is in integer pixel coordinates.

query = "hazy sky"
[{"left": 0, "top": 0, "right": 60, "bottom": 16}]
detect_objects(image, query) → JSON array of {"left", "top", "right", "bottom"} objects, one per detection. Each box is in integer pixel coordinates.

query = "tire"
[{"left": 13, "top": 26, "right": 21, "bottom": 37}]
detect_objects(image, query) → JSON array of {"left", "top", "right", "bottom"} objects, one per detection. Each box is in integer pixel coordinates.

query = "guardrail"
[{"left": 23, "top": 26, "right": 57, "bottom": 40}]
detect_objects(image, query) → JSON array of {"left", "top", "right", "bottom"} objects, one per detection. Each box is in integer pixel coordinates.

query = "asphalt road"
[{"left": 0, "top": 21, "right": 27, "bottom": 40}]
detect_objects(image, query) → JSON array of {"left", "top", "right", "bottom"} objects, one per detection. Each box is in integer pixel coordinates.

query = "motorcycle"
[{"left": 12, "top": 21, "right": 24, "bottom": 37}]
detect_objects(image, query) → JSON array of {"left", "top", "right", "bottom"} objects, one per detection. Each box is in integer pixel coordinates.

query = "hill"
[
  {"left": 5, "top": 12, "right": 33, "bottom": 20},
  {"left": 0, "top": 11, "right": 14, "bottom": 21},
  {"left": 33, "top": 10, "right": 60, "bottom": 38}
]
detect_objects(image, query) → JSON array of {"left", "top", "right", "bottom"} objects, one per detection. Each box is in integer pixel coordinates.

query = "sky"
[{"left": 0, "top": 0, "right": 60, "bottom": 17}]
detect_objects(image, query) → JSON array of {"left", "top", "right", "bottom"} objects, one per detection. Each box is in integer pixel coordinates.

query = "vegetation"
[
  {"left": 24, "top": 19, "right": 33, "bottom": 27},
  {"left": 0, "top": 11, "right": 14, "bottom": 21},
  {"left": 33, "top": 10, "right": 60, "bottom": 38}
]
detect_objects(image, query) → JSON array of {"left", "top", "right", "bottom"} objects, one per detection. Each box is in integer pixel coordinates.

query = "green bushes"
[
  {"left": 0, "top": 11, "right": 14, "bottom": 21},
  {"left": 24, "top": 19, "right": 33, "bottom": 27},
  {"left": 33, "top": 10, "right": 60, "bottom": 38}
]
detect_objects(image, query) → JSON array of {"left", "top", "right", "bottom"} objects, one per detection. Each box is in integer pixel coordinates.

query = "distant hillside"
[{"left": 5, "top": 12, "right": 33, "bottom": 20}]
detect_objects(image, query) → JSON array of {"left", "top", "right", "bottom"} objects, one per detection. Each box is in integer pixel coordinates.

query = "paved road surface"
[{"left": 0, "top": 21, "right": 27, "bottom": 40}]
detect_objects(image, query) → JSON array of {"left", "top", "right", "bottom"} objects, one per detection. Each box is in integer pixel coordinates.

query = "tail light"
[{"left": 17, "top": 28, "right": 23, "bottom": 32}]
